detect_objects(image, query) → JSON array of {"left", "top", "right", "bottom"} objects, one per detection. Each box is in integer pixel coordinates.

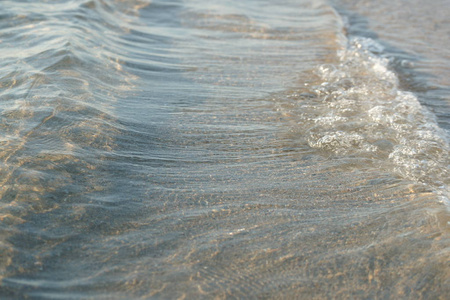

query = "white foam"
[{"left": 303, "top": 35, "right": 450, "bottom": 206}]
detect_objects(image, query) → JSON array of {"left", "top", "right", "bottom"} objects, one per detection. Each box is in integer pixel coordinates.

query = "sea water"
[{"left": 0, "top": 0, "right": 449, "bottom": 298}]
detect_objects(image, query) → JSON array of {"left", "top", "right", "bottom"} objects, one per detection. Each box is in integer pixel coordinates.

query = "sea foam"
[{"left": 303, "top": 32, "right": 450, "bottom": 206}]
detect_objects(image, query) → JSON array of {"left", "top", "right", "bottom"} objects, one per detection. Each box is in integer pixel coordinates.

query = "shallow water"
[{"left": 0, "top": 0, "right": 449, "bottom": 298}]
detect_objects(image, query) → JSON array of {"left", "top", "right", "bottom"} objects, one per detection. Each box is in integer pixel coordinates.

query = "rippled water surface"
[{"left": 1, "top": 0, "right": 449, "bottom": 298}]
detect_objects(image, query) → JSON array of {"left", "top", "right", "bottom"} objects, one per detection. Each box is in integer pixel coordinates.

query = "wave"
[
  {"left": 1, "top": 0, "right": 449, "bottom": 297},
  {"left": 293, "top": 7, "right": 450, "bottom": 207}
]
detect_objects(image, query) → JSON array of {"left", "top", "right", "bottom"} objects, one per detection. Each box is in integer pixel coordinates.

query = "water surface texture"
[{"left": 1, "top": 0, "right": 449, "bottom": 298}]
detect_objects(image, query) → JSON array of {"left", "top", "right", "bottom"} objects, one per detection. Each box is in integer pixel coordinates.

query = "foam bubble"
[{"left": 300, "top": 35, "right": 450, "bottom": 206}]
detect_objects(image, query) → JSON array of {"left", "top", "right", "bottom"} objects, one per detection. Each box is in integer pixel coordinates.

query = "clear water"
[{"left": 0, "top": 0, "right": 449, "bottom": 298}]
